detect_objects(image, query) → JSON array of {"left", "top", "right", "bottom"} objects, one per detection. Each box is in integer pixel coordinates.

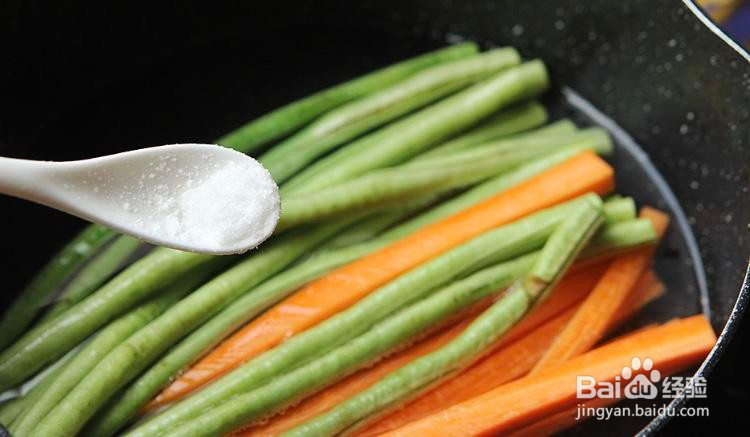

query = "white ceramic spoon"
[{"left": 0, "top": 144, "right": 280, "bottom": 255}]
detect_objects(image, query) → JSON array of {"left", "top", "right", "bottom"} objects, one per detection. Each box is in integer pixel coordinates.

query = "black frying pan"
[{"left": 1, "top": 0, "right": 748, "bottom": 435}]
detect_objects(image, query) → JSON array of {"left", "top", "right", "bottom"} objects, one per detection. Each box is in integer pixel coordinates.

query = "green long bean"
[
  {"left": 281, "top": 60, "right": 549, "bottom": 195},
  {"left": 0, "top": 396, "right": 24, "bottom": 427},
  {"left": 218, "top": 42, "right": 479, "bottom": 154},
  {"left": 581, "top": 217, "right": 656, "bottom": 259},
  {"left": 0, "top": 225, "right": 115, "bottom": 350},
  {"left": 408, "top": 118, "right": 578, "bottom": 166},
  {"left": 39, "top": 235, "right": 143, "bottom": 324},
  {"left": 13, "top": 266, "right": 215, "bottom": 437},
  {"left": 323, "top": 197, "right": 436, "bottom": 249},
  {"left": 261, "top": 48, "right": 521, "bottom": 182},
  {"left": 0, "top": 352, "right": 71, "bottom": 427},
  {"left": 405, "top": 127, "right": 612, "bottom": 170},
  {"left": 281, "top": 196, "right": 603, "bottom": 437},
  {"left": 414, "top": 110, "right": 570, "bottom": 161},
  {"left": 601, "top": 196, "right": 637, "bottom": 224},
  {"left": 277, "top": 141, "right": 555, "bottom": 230}
]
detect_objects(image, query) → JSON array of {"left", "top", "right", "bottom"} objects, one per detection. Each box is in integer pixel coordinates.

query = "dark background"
[{"left": 1, "top": 1, "right": 748, "bottom": 435}]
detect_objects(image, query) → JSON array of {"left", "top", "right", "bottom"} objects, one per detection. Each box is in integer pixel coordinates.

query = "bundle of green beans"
[
  {"left": 260, "top": 47, "right": 523, "bottom": 183},
  {"left": 0, "top": 43, "right": 658, "bottom": 437},
  {"left": 280, "top": 60, "right": 549, "bottom": 195},
  {"left": 123, "top": 195, "right": 653, "bottom": 437},
  {"left": 0, "top": 47, "right": 552, "bottom": 393},
  {"left": 82, "top": 150, "right": 627, "bottom": 437},
  {"left": 8, "top": 265, "right": 223, "bottom": 437},
  {"left": 14, "top": 141, "right": 604, "bottom": 430}
]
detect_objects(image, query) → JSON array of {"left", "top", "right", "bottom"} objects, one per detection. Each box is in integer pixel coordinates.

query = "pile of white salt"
[
  {"left": 175, "top": 161, "right": 279, "bottom": 251},
  {"left": 127, "top": 154, "right": 280, "bottom": 253}
]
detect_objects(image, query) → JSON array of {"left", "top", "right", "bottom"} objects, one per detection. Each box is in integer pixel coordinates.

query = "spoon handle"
[{"left": 0, "top": 157, "right": 57, "bottom": 205}]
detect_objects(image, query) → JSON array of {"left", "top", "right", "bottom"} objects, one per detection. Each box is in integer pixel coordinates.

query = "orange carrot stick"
[
  {"left": 234, "top": 266, "right": 606, "bottom": 436},
  {"left": 358, "top": 268, "right": 662, "bottom": 436},
  {"left": 610, "top": 269, "right": 664, "bottom": 329},
  {"left": 512, "top": 349, "right": 687, "bottom": 437},
  {"left": 510, "top": 387, "right": 665, "bottom": 437},
  {"left": 510, "top": 289, "right": 679, "bottom": 437},
  {"left": 150, "top": 152, "right": 614, "bottom": 408},
  {"left": 529, "top": 207, "right": 669, "bottom": 374},
  {"left": 382, "top": 315, "right": 716, "bottom": 437},
  {"left": 508, "top": 396, "right": 617, "bottom": 437}
]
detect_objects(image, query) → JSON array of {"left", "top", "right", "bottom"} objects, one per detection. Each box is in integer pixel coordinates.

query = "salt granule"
[
  {"left": 177, "top": 161, "right": 279, "bottom": 251},
  {"left": 130, "top": 156, "right": 280, "bottom": 253}
]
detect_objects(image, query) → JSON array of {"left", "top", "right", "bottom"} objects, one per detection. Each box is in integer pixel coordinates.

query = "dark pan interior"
[
  {"left": 553, "top": 90, "right": 707, "bottom": 321},
  {"left": 1, "top": 0, "right": 749, "bottom": 435}
]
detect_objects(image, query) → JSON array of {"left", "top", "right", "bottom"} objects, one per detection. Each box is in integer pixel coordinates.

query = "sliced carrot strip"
[
  {"left": 508, "top": 396, "right": 615, "bottom": 437},
  {"left": 609, "top": 269, "right": 664, "bottom": 329},
  {"left": 150, "top": 152, "right": 614, "bottom": 407},
  {"left": 381, "top": 315, "right": 715, "bottom": 437},
  {"left": 529, "top": 207, "right": 669, "bottom": 374},
  {"left": 510, "top": 297, "right": 686, "bottom": 437},
  {"left": 510, "top": 384, "right": 683, "bottom": 437},
  {"left": 383, "top": 314, "right": 716, "bottom": 437}
]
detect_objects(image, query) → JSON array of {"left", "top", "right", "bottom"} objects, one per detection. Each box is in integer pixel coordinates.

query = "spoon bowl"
[{"left": 0, "top": 144, "right": 280, "bottom": 254}]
